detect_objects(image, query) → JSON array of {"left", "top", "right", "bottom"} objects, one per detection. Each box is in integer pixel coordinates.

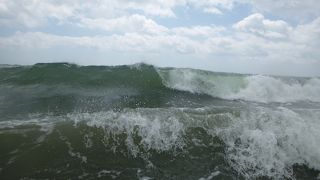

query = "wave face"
[
  {"left": 0, "top": 63, "right": 319, "bottom": 179},
  {"left": 158, "top": 68, "right": 320, "bottom": 103}
]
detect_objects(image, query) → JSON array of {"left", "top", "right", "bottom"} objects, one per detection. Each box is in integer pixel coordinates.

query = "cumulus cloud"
[
  {"left": 0, "top": 31, "right": 203, "bottom": 54},
  {"left": 1, "top": 0, "right": 320, "bottom": 29},
  {"left": 0, "top": 0, "right": 74, "bottom": 27},
  {"left": 187, "top": 0, "right": 236, "bottom": 14},
  {"left": 79, "top": 14, "right": 169, "bottom": 34},
  {"left": 0, "top": 0, "right": 240, "bottom": 28},
  {"left": 232, "top": 14, "right": 320, "bottom": 64},
  {"left": 1, "top": 13, "right": 319, "bottom": 66},
  {"left": 233, "top": 13, "right": 292, "bottom": 39},
  {"left": 293, "top": 17, "right": 320, "bottom": 44},
  {"left": 171, "top": 25, "right": 225, "bottom": 37},
  {"left": 0, "top": 0, "right": 320, "bottom": 76},
  {"left": 247, "top": 0, "right": 320, "bottom": 21}
]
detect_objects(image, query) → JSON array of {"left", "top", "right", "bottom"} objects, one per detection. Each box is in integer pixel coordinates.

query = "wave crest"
[{"left": 158, "top": 68, "right": 320, "bottom": 103}]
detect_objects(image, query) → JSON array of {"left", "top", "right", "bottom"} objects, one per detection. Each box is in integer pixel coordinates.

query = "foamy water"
[
  {"left": 0, "top": 63, "right": 319, "bottom": 179},
  {"left": 159, "top": 68, "right": 320, "bottom": 103}
]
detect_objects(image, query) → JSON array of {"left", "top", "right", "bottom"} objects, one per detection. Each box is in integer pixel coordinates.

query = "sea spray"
[
  {"left": 158, "top": 67, "right": 320, "bottom": 103},
  {"left": 0, "top": 63, "right": 319, "bottom": 179}
]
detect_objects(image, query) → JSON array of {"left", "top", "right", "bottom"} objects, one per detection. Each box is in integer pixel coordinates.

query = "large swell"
[{"left": 0, "top": 63, "right": 319, "bottom": 179}]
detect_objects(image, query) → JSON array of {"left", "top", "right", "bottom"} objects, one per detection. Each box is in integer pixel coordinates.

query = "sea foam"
[
  {"left": 158, "top": 68, "right": 320, "bottom": 103},
  {"left": 66, "top": 106, "right": 320, "bottom": 178},
  {"left": 1, "top": 105, "right": 319, "bottom": 178}
]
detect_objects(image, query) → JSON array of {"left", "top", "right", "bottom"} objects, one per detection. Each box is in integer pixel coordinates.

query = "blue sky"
[{"left": 0, "top": 0, "right": 320, "bottom": 76}]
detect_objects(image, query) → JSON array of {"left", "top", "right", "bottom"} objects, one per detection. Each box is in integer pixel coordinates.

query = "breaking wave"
[
  {"left": 1, "top": 63, "right": 319, "bottom": 179},
  {"left": 158, "top": 68, "right": 320, "bottom": 103},
  {"left": 1, "top": 63, "right": 319, "bottom": 103},
  {"left": 1, "top": 106, "right": 319, "bottom": 179}
]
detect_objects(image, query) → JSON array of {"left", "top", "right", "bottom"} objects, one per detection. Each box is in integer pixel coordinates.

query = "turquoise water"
[{"left": 0, "top": 63, "right": 319, "bottom": 179}]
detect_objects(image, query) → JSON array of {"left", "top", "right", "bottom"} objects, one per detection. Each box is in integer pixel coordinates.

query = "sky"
[{"left": 0, "top": 0, "right": 320, "bottom": 77}]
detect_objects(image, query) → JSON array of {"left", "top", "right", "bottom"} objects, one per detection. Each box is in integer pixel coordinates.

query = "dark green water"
[{"left": 0, "top": 63, "right": 319, "bottom": 179}]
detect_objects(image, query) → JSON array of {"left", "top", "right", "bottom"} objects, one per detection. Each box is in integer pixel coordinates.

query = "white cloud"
[
  {"left": 231, "top": 14, "right": 320, "bottom": 64},
  {"left": 203, "top": 7, "right": 222, "bottom": 14},
  {"left": 0, "top": 0, "right": 239, "bottom": 28},
  {"left": 78, "top": 14, "right": 226, "bottom": 37},
  {"left": 79, "top": 14, "right": 169, "bottom": 34},
  {"left": 0, "top": 31, "right": 203, "bottom": 54},
  {"left": 186, "top": 0, "right": 236, "bottom": 14},
  {"left": 233, "top": 13, "right": 292, "bottom": 39},
  {"left": 120, "top": 0, "right": 180, "bottom": 17},
  {"left": 0, "top": 0, "right": 74, "bottom": 27},
  {"left": 1, "top": 0, "right": 320, "bottom": 29},
  {"left": 247, "top": 0, "right": 320, "bottom": 21},
  {"left": 2, "top": 14, "right": 319, "bottom": 66},
  {"left": 1, "top": 0, "right": 320, "bottom": 76},
  {"left": 172, "top": 25, "right": 225, "bottom": 37},
  {"left": 293, "top": 17, "right": 320, "bottom": 44},
  {"left": 0, "top": 0, "right": 181, "bottom": 28}
]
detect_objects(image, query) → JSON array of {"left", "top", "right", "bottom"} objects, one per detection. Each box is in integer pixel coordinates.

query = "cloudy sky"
[{"left": 0, "top": 0, "right": 320, "bottom": 76}]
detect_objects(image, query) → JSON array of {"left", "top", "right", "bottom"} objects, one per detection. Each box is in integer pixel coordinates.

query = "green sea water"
[{"left": 0, "top": 63, "right": 319, "bottom": 179}]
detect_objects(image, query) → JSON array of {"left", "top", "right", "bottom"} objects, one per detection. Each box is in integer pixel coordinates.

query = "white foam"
[
  {"left": 57, "top": 130, "right": 88, "bottom": 163},
  {"left": 97, "top": 169, "right": 121, "bottom": 179},
  {"left": 68, "top": 108, "right": 186, "bottom": 157},
  {"left": 2, "top": 105, "right": 319, "bottom": 178},
  {"left": 158, "top": 68, "right": 320, "bottom": 103},
  {"left": 199, "top": 171, "right": 220, "bottom": 180},
  {"left": 230, "top": 76, "right": 320, "bottom": 103},
  {"left": 218, "top": 106, "right": 320, "bottom": 179},
  {"left": 67, "top": 106, "right": 320, "bottom": 178},
  {"left": 83, "top": 133, "right": 93, "bottom": 148},
  {"left": 0, "top": 115, "right": 56, "bottom": 136},
  {"left": 67, "top": 106, "right": 320, "bottom": 177},
  {"left": 137, "top": 169, "right": 153, "bottom": 180},
  {"left": 158, "top": 68, "right": 245, "bottom": 97}
]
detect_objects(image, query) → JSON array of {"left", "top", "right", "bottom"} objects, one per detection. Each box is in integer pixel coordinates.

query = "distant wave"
[{"left": 158, "top": 68, "right": 320, "bottom": 103}]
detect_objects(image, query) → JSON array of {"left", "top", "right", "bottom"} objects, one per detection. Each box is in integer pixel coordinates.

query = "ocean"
[{"left": 0, "top": 63, "right": 319, "bottom": 179}]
